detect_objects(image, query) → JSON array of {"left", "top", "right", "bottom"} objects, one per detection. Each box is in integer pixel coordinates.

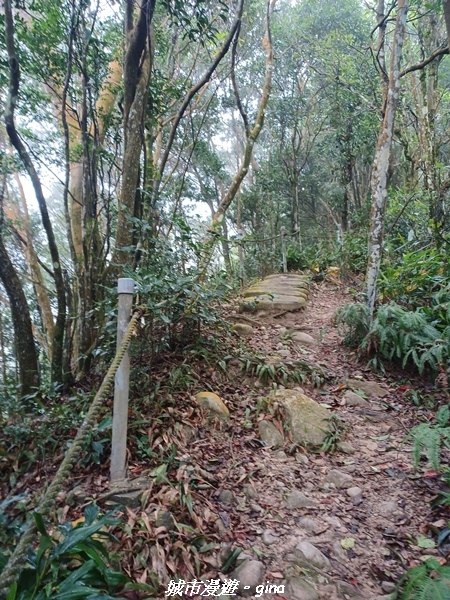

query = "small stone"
[
  {"left": 279, "top": 349, "right": 290, "bottom": 357},
  {"left": 346, "top": 379, "right": 388, "bottom": 398},
  {"left": 294, "top": 541, "right": 330, "bottom": 570},
  {"left": 326, "top": 469, "right": 353, "bottom": 489},
  {"left": 286, "top": 490, "right": 318, "bottom": 509},
  {"left": 292, "top": 331, "right": 316, "bottom": 346},
  {"left": 343, "top": 390, "right": 370, "bottom": 407},
  {"left": 332, "top": 541, "right": 348, "bottom": 563},
  {"left": 285, "top": 576, "right": 318, "bottom": 600},
  {"left": 231, "top": 323, "right": 254, "bottom": 337},
  {"left": 219, "top": 489, "right": 234, "bottom": 505},
  {"left": 243, "top": 484, "right": 258, "bottom": 500},
  {"left": 262, "top": 529, "right": 278, "bottom": 545},
  {"left": 381, "top": 582, "right": 396, "bottom": 593},
  {"left": 337, "top": 441, "right": 356, "bottom": 454},
  {"left": 195, "top": 391, "right": 230, "bottom": 420},
  {"left": 273, "top": 450, "right": 288, "bottom": 460},
  {"left": 295, "top": 453, "right": 309, "bottom": 464},
  {"left": 336, "top": 580, "right": 364, "bottom": 598},
  {"left": 347, "top": 487, "right": 363, "bottom": 499},
  {"left": 155, "top": 510, "right": 175, "bottom": 531},
  {"left": 378, "top": 501, "right": 397, "bottom": 517},
  {"left": 258, "top": 420, "right": 284, "bottom": 448},
  {"left": 230, "top": 559, "right": 265, "bottom": 596},
  {"left": 298, "top": 517, "right": 321, "bottom": 534}
]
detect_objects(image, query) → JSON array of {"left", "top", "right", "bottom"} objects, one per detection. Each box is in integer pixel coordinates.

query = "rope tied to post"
[{"left": 0, "top": 306, "right": 144, "bottom": 598}]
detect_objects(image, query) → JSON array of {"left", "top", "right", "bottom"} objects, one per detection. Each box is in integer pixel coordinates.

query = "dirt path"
[{"left": 187, "top": 281, "right": 437, "bottom": 600}]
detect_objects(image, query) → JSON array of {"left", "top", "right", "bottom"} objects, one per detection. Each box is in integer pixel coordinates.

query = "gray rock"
[
  {"left": 273, "top": 450, "right": 288, "bottom": 460},
  {"left": 381, "top": 582, "right": 396, "bottom": 594},
  {"left": 332, "top": 541, "right": 348, "bottom": 563},
  {"left": 294, "top": 541, "right": 330, "bottom": 571},
  {"left": 286, "top": 490, "right": 318, "bottom": 509},
  {"left": 378, "top": 501, "right": 397, "bottom": 517},
  {"left": 276, "top": 390, "right": 331, "bottom": 447},
  {"left": 347, "top": 487, "right": 363, "bottom": 498},
  {"left": 298, "top": 517, "right": 321, "bottom": 534},
  {"left": 285, "top": 577, "right": 318, "bottom": 600},
  {"left": 337, "top": 441, "right": 356, "bottom": 454},
  {"left": 243, "top": 484, "right": 258, "bottom": 500},
  {"left": 292, "top": 332, "right": 316, "bottom": 346},
  {"left": 230, "top": 560, "right": 265, "bottom": 597},
  {"left": 336, "top": 580, "right": 364, "bottom": 598},
  {"left": 346, "top": 379, "right": 388, "bottom": 398},
  {"left": 219, "top": 489, "right": 234, "bottom": 505},
  {"left": 326, "top": 469, "right": 353, "bottom": 489},
  {"left": 295, "top": 453, "right": 309, "bottom": 464},
  {"left": 258, "top": 420, "right": 284, "bottom": 448},
  {"left": 262, "top": 529, "right": 279, "bottom": 545},
  {"left": 343, "top": 390, "right": 370, "bottom": 407}
]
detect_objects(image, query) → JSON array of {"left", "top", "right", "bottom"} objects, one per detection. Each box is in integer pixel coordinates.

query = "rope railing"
[{"left": 0, "top": 306, "right": 144, "bottom": 598}]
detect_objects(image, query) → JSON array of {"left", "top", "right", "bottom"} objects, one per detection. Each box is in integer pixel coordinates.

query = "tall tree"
[{"left": 366, "top": 0, "right": 409, "bottom": 317}]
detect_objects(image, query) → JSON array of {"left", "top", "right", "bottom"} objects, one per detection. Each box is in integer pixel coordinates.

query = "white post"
[
  {"left": 281, "top": 227, "right": 287, "bottom": 273},
  {"left": 110, "top": 278, "right": 134, "bottom": 482}
]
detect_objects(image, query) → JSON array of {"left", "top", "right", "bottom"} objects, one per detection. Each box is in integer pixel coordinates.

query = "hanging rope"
[{"left": 0, "top": 307, "right": 144, "bottom": 598}]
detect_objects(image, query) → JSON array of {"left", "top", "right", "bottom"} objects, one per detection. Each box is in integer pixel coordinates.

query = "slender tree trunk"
[
  {"left": 113, "top": 0, "right": 155, "bottom": 268},
  {"left": 0, "top": 184, "right": 39, "bottom": 396},
  {"left": 4, "top": 0, "right": 66, "bottom": 383},
  {"left": 366, "top": 0, "right": 409, "bottom": 317}
]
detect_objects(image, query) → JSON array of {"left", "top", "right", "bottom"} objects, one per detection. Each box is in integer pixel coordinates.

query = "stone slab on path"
[{"left": 240, "top": 273, "right": 310, "bottom": 313}]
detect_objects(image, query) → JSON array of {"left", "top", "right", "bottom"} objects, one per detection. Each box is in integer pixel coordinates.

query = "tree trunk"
[
  {"left": 113, "top": 0, "right": 155, "bottom": 269},
  {"left": 0, "top": 201, "right": 40, "bottom": 396},
  {"left": 4, "top": 0, "right": 66, "bottom": 383},
  {"left": 366, "top": 0, "right": 408, "bottom": 317}
]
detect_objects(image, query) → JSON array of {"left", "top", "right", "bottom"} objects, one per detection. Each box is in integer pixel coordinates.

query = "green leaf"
[{"left": 416, "top": 534, "right": 436, "bottom": 549}]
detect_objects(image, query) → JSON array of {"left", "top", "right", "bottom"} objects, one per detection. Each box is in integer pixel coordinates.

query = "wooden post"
[
  {"left": 237, "top": 228, "right": 245, "bottom": 288},
  {"left": 281, "top": 227, "right": 287, "bottom": 273},
  {"left": 110, "top": 278, "right": 134, "bottom": 482}
]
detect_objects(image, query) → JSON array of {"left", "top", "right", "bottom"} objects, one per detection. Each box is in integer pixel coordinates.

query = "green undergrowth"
[
  {"left": 336, "top": 301, "right": 450, "bottom": 379},
  {"left": 0, "top": 504, "right": 140, "bottom": 600}
]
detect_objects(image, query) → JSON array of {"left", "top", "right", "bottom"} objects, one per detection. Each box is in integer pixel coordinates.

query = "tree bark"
[
  {"left": 366, "top": 0, "right": 409, "bottom": 318},
  {"left": 0, "top": 183, "right": 39, "bottom": 397},
  {"left": 4, "top": 0, "right": 66, "bottom": 383},
  {"left": 112, "top": 0, "right": 156, "bottom": 268}
]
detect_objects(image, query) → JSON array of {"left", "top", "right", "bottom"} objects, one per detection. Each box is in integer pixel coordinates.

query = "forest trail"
[{"left": 194, "top": 279, "right": 438, "bottom": 600}]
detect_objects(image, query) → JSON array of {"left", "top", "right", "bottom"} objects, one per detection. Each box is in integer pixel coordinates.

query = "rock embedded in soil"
[
  {"left": 219, "top": 489, "right": 234, "bottom": 504},
  {"left": 336, "top": 580, "right": 364, "bottom": 598},
  {"left": 258, "top": 420, "right": 284, "bottom": 448},
  {"left": 292, "top": 541, "right": 331, "bottom": 571},
  {"left": 378, "top": 501, "right": 397, "bottom": 517},
  {"left": 347, "top": 487, "right": 363, "bottom": 499},
  {"left": 298, "top": 516, "right": 322, "bottom": 534},
  {"left": 276, "top": 389, "right": 331, "bottom": 446},
  {"left": 231, "top": 323, "right": 254, "bottom": 337},
  {"left": 262, "top": 529, "right": 279, "bottom": 545},
  {"left": 337, "top": 441, "right": 356, "bottom": 454},
  {"left": 292, "top": 331, "right": 316, "bottom": 346},
  {"left": 230, "top": 559, "right": 265, "bottom": 596},
  {"left": 346, "top": 379, "right": 389, "bottom": 399},
  {"left": 285, "top": 577, "right": 318, "bottom": 600},
  {"left": 286, "top": 490, "right": 318, "bottom": 509},
  {"left": 343, "top": 390, "right": 370, "bottom": 407},
  {"left": 326, "top": 469, "right": 353, "bottom": 489},
  {"left": 195, "top": 391, "right": 230, "bottom": 420}
]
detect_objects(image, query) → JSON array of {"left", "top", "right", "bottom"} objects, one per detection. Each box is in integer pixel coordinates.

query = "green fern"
[
  {"left": 405, "top": 406, "right": 450, "bottom": 471},
  {"left": 335, "top": 303, "right": 370, "bottom": 346},
  {"left": 397, "top": 558, "right": 450, "bottom": 600}
]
